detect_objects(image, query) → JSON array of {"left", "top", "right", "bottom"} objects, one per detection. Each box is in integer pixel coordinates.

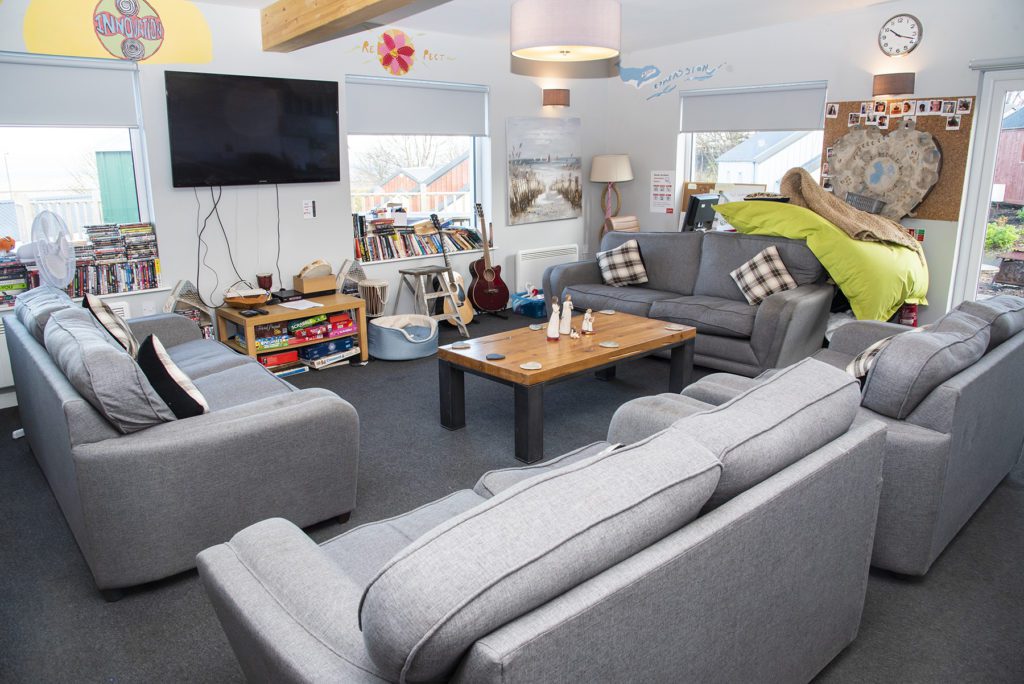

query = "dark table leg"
[
  {"left": 669, "top": 339, "right": 695, "bottom": 392},
  {"left": 594, "top": 366, "right": 617, "bottom": 381},
  {"left": 439, "top": 360, "right": 466, "bottom": 430},
  {"left": 514, "top": 383, "right": 544, "bottom": 463}
]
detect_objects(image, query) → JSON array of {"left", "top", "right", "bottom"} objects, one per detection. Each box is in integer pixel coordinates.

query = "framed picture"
[{"left": 506, "top": 117, "right": 583, "bottom": 225}]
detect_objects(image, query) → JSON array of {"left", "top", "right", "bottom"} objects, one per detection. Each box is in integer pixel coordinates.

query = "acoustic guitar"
[
  {"left": 429, "top": 214, "right": 474, "bottom": 326},
  {"left": 468, "top": 203, "right": 510, "bottom": 313}
]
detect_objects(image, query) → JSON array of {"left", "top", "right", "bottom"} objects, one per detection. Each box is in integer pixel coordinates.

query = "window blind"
[
  {"left": 680, "top": 81, "right": 828, "bottom": 132},
  {"left": 345, "top": 75, "right": 488, "bottom": 136},
  {"left": 0, "top": 52, "right": 140, "bottom": 127}
]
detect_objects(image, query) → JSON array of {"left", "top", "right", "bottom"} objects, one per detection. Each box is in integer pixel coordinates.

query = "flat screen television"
[{"left": 165, "top": 71, "right": 340, "bottom": 188}]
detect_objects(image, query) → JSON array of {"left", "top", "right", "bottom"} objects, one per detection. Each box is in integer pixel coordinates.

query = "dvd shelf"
[{"left": 352, "top": 213, "right": 484, "bottom": 264}]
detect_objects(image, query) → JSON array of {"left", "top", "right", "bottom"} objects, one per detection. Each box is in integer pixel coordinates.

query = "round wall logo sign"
[
  {"left": 377, "top": 29, "right": 415, "bottom": 76},
  {"left": 93, "top": 0, "right": 165, "bottom": 61}
]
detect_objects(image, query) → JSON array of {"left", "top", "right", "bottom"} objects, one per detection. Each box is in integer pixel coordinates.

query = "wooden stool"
[{"left": 394, "top": 265, "right": 468, "bottom": 337}]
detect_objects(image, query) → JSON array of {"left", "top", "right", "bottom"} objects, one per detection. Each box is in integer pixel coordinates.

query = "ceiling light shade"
[
  {"left": 542, "top": 88, "right": 570, "bottom": 107},
  {"left": 873, "top": 72, "right": 916, "bottom": 99},
  {"left": 511, "top": 0, "right": 621, "bottom": 62},
  {"left": 590, "top": 154, "right": 633, "bottom": 183}
]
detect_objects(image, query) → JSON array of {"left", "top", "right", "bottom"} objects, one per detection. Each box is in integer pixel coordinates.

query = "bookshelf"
[{"left": 352, "top": 213, "right": 487, "bottom": 264}]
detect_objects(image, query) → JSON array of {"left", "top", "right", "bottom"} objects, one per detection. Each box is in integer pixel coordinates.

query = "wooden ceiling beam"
[{"left": 261, "top": 0, "right": 420, "bottom": 53}]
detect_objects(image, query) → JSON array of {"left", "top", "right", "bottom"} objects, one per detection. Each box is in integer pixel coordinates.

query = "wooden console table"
[{"left": 215, "top": 293, "right": 368, "bottom": 363}]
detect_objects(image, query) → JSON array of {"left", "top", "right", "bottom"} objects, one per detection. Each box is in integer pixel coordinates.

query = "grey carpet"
[{"left": 1, "top": 312, "right": 1021, "bottom": 682}]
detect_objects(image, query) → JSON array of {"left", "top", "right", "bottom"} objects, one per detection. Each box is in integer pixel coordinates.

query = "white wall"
[{"left": 604, "top": 0, "right": 1024, "bottom": 321}]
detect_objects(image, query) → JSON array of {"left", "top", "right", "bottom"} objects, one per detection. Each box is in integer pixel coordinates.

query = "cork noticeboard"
[{"left": 822, "top": 97, "right": 974, "bottom": 221}]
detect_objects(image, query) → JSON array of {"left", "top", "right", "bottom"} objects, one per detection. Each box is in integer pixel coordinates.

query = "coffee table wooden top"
[{"left": 438, "top": 312, "right": 695, "bottom": 385}]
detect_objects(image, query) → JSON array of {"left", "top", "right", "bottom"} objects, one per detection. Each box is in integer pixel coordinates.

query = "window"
[{"left": 690, "top": 130, "right": 825, "bottom": 192}]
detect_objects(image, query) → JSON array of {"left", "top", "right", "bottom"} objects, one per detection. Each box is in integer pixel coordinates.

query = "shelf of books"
[
  {"left": 353, "top": 213, "right": 486, "bottom": 264},
  {"left": 1, "top": 222, "right": 162, "bottom": 308}
]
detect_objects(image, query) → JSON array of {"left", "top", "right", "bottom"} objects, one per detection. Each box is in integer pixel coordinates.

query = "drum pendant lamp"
[{"left": 511, "top": 0, "right": 621, "bottom": 62}]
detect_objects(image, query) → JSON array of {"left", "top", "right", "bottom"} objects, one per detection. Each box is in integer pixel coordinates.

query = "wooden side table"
[{"left": 215, "top": 293, "right": 368, "bottom": 363}]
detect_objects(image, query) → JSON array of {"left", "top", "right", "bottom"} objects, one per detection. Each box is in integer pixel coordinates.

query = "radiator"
[{"left": 515, "top": 244, "right": 579, "bottom": 293}]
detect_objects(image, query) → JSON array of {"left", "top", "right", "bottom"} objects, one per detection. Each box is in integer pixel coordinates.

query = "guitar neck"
[
  {"left": 475, "top": 203, "right": 492, "bottom": 269},
  {"left": 430, "top": 214, "right": 454, "bottom": 272}
]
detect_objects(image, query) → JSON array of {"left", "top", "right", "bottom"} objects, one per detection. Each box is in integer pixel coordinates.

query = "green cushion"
[{"left": 714, "top": 201, "right": 928, "bottom": 321}]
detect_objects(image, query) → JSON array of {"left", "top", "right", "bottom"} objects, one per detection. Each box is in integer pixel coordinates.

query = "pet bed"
[{"left": 368, "top": 314, "right": 438, "bottom": 360}]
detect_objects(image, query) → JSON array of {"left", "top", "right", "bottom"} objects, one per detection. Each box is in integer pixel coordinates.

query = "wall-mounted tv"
[{"left": 165, "top": 71, "right": 340, "bottom": 188}]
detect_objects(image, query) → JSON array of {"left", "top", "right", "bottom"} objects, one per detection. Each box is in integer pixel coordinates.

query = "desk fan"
[{"left": 18, "top": 211, "right": 76, "bottom": 289}]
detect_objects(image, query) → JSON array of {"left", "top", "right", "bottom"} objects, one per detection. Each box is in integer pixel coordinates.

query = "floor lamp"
[{"left": 590, "top": 154, "right": 633, "bottom": 222}]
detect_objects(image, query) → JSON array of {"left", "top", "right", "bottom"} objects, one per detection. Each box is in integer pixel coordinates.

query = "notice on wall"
[{"left": 650, "top": 171, "right": 676, "bottom": 214}]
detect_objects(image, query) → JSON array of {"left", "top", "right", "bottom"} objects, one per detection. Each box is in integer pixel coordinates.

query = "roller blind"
[
  {"left": 680, "top": 81, "right": 828, "bottom": 132},
  {"left": 345, "top": 75, "right": 488, "bottom": 136},
  {"left": 0, "top": 52, "right": 140, "bottom": 127}
]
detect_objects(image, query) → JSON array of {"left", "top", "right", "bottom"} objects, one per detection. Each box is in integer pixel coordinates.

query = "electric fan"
[{"left": 17, "top": 211, "right": 76, "bottom": 290}]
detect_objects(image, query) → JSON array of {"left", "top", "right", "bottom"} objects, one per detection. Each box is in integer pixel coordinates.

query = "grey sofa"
[
  {"left": 5, "top": 286, "right": 359, "bottom": 595},
  {"left": 543, "top": 230, "right": 834, "bottom": 376},
  {"left": 634, "top": 295, "right": 1024, "bottom": 576},
  {"left": 197, "top": 359, "right": 886, "bottom": 683}
]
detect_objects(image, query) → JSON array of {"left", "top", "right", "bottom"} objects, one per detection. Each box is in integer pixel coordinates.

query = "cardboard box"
[{"left": 292, "top": 274, "right": 336, "bottom": 294}]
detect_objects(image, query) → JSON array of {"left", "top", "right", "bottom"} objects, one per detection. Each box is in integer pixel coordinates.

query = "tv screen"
[{"left": 165, "top": 71, "right": 340, "bottom": 188}]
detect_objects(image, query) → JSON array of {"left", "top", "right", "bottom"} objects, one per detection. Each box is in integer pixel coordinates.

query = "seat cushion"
[
  {"left": 956, "top": 295, "right": 1024, "bottom": 350},
  {"left": 322, "top": 490, "right": 486, "bottom": 589},
  {"left": 473, "top": 441, "right": 616, "bottom": 498},
  {"left": 681, "top": 372, "right": 762, "bottom": 405},
  {"left": 564, "top": 283, "right": 678, "bottom": 317},
  {"left": 693, "top": 231, "right": 823, "bottom": 301},
  {"left": 358, "top": 430, "right": 722, "bottom": 683},
  {"left": 607, "top": 393, "right": 716, "bottom": 445},
  {"left": 677, "top": 357, "right": 860, "bottom": 509},
  {"left": 14, "top": 286, "right": 75, "bottom": 343},
  {"left": 810, "top": 347, "right": 857, "bottom": 370},
  {"left": 166, "top": 338, "right": 255, "bottom": 379},
  {"left": 44, "top": 307, "right": 174, "bottom": 434},
  {"left": 650, "top": 295, "right": 758, "bottom": 338},
  {"left": 862, "top": 311, "right": 990, "bottom": 420},
  {"left": 192, "top": 363, "right": 295, "bottom": 411}
]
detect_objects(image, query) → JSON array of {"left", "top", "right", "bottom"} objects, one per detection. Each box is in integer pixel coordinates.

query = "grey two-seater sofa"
[
  {"left": 197, "top": 358, "right": 885, "bottom": 683},
  {"left": 5, "top": 286, "right": 359, "bottom": 595},
  {"left": 543, "top": 230, "right": 834, "bottom": 376},
  {"left": 625, "top": 295, "right": 1024, "bottom": 576}
]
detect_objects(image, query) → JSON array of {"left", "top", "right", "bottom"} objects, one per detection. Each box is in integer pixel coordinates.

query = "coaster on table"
[
  {"left": 599, "top": 341, "right": 620, "bottom": 348},
  {"left": 485, "top": 353, "right": 505, "bottom": 360},
  {"left": 598, "top": 309, "right": 616, "bottom": 315},
  {"left": 520, "top": 361, "right": 542, "bottom": 370},
  {"left": 664, "top": 323, "right": 688, "bottom": 331},
  {"left": 529, "top": 323, "right": 544, "bottom": 330},
  {"left": 451, "top": 342, "right": 471, "bottom": 350}
]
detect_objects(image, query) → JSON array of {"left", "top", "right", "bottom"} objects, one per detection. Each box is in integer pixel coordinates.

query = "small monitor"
[{"left": 682, "top": 193, "right": 719, "bottom": 231}]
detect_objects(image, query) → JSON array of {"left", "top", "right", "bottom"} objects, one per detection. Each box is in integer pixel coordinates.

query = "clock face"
[{"left": 879, "top": 14, "right": 922, "bottom": 56}]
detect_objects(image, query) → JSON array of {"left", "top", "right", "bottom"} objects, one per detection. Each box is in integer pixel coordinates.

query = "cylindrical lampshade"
[
  {"left": 590, "top": 154, "right": 633, "bottom": 183},
  {"left": 542, "top": 89, "right": 570, "bottom": 107},
  {"left": 511, "top": 0, "right": 620, "bottom": 62},
  {"left": 873, "top": 72, "right": 915, "bottom": 99}
]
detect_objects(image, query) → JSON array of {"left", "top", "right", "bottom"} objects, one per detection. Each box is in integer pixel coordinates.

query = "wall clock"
[{"left": 878, "top": 14, "right": 922, "bottom": 57}]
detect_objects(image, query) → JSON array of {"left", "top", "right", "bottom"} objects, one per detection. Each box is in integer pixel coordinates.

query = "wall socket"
[{"left": 302, "top": 200, "right": 317, "bottom": 219}]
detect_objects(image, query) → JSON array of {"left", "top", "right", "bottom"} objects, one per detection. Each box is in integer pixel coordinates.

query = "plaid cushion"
[
  {"left": 846, "top": 326, "right": 925, "bottom": 381},
  {"left": 83, "top": 293, "right": 139, "bottom": 357},
  {"left": 729, "top": 245, "right": 798, "bottom": 305},
  {"left": 597, "top": 239, "right": 648, "bottom": 287}
]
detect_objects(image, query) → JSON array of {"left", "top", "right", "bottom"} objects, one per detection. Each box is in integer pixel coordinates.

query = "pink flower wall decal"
[{"left": 377, "top": 29, "right": 415, "bottom": 76}]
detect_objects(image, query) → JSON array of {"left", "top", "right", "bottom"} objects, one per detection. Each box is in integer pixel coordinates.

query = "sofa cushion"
[
  {"left": 677, "top": 357, "right": 860, "bottom": 509},
  {"left": 681, "top": 372, "right": 762, "bottom": 405},
  {"left": 730, "top": 245, "right": 799, "bottom": 305},
  {"left": 649, "top": 295, "right": 758, "bottom": 338},
  {"left": 137, "top": 335, "right": 209, "bottom": 419},
  {"left": 596, "top": 238, "right": 649, "bottom": 287},
  {"left": 473, "top": 441, "right": 617, "bottom": 498},
  {"left": 694, "top": 231, "right": 823, "bottom": 301},
  {"left": 83, "top": 293, "right": 139, "bottom": 357},
  {"left": 862, "top": 311, "right": 990, "bottom": 420},
  {"left": 846, "top": 327, "right": 924, "bottom": 380},
  {"left": 358, "top": 430, "right": 722, "bottom": 682},
  {"left": 14, "top": 286, "right": 74, "bottom": 343},
  {"left": 192, "top": 363, "right": 294, "bottom": 411},
  {"left": 599, "top": 231, "right": 703, "bottom": 295},
  {"left": 44, "top": 307, "right": 175, "bottom": 434},
  {"left": 607, "top": 393, "right": 715, "bottom": 445},
  {"left": 166, "top": 338, "right": 255, "bottom": 379},
  {"left": 956, "top": 295, "right": 1024, "bottom": 350},
  {"left": 564, "top": 283, "right": 678, "bottom": 317}
]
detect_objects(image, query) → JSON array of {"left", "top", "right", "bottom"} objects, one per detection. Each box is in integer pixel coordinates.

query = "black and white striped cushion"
[
  {"left": 83, "top": 293, "right": 139, "bottom": 357},
  {"left": 137, "top": 335, "right": 209, "bottom": 418},
  {"left": 846, "top": 326, "right": 925, "bottom": 381},
  {"left": 729, "top": 245, "right": 798, "bottom": 305},
  {"left": 597, "top": 239, "right": 648, "bottom": 287}
]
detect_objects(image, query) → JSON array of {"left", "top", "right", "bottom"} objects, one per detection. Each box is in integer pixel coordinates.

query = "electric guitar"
[
  {"left": 429, "top": 214, "right": 474, "bottom": 326},
  {"left": 468, "top": 203, "right": 510, "bottom": 313}
]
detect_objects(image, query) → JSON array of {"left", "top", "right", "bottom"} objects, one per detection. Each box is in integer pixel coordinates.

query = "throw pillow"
[
  {"left": 83, "top": 293, "right": 139, "bottom": 357},
  {"left": 597, "top": 238, "right": 648, "bottom": 287},
  {"left": 845, "top": 326, "right": 924, "bottom": 381},
  {"left": 137, "top": 335, "right": 209, "bottom": 419},
  {"left": 729, "top": 245, "right": 798, "bottom": 305}
]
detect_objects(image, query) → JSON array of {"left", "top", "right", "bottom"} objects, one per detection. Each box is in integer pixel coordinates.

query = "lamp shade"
[
  {"left": 542, "top": 88, "right": 570, "bottom": 107},
  {"left": 511, "top": 0, "right": 620, "bottom": 62},
  {"left": 873, "top": 72, "right": 915, "bottom": 99},
  {"left": 590, "top": 154, "right": 633, "bottom": 183}
]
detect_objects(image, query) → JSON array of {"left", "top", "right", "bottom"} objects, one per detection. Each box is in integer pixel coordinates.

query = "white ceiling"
[{"left": 205, "top": 0, "right": 895, "bottom": 52}]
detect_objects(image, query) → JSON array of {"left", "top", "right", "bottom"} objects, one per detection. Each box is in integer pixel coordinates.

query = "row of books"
[
  {"left": 353, "top": 229, "right": 484, "bottom": 263},
  {"left": 86, "top": 224, "right": 128, "bottom": 264},
  {"left": 27, "top": 259, "right": 161, "bottom": 297},
  {"left": 0, "top": 255, "right": 28, "bottom": 307},
  {"left": 120, "top": 223, "right": 159, "bottom": 261}
]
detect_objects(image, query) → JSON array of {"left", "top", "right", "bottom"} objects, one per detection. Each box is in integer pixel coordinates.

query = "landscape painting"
[{"left": 506, "top": 117, "right": 582, "bottom": 225}]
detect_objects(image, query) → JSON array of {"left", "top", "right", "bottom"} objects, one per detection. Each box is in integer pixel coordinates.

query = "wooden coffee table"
[{"left": 437, "top": 312, "right": 696, "bottom": 463}]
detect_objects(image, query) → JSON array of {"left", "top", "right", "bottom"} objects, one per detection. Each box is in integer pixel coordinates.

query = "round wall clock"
[{"left": 878, "top": 14, "right": 922, "bottom": 57}]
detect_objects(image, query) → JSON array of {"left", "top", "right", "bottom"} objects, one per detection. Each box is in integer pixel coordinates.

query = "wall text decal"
[{"left": 619, "top": 61, "right": 728, "bottom": 101}]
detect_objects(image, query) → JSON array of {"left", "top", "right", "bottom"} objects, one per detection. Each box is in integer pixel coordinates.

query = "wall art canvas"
[{"left": 506, "top": 117, "right": 582, "bottom": 225}]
